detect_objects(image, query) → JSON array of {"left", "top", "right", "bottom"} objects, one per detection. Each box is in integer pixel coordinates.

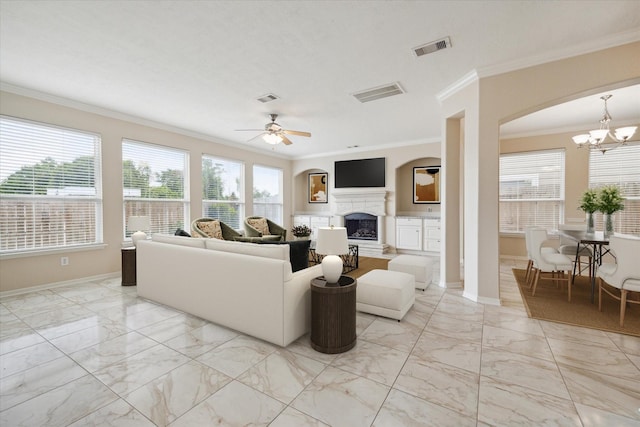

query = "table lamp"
[
  {"left": 127, "top": 215, "right": 150, "bottom": 247},
  {"left": 315, "top": 226, "right": 349, "bottom": 283}
]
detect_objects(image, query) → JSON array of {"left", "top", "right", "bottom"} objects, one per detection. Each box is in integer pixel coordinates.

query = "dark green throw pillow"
[{"left": 257, "top": 239, "right": 311, "bottom": 272}]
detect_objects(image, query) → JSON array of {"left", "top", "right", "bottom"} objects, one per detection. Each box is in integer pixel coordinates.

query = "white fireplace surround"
[{"left": 332, "top": 188, "right": 389, "bottom": 256}]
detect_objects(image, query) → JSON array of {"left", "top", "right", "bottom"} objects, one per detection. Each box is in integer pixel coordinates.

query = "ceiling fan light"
[
  {"left": 589, "top": 129, "right": 608, "bottom": 142},
  {"left": 572, "top": 134, "right": 590, "bottom": 145},
  {"left": 614, "top": 126, "right": 637, "bottom": 141},
  {"left": 263, "top": 133, "right": 282, "bottom": 145}
]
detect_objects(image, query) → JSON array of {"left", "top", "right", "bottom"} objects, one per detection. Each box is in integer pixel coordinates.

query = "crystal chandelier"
[{"left": 572, "top": 95, "right": 636, "bottom": 154}]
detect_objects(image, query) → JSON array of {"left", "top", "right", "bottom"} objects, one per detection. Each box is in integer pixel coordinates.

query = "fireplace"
[{"left": 345, "top": 213, "right": 377, "bottom": 241}]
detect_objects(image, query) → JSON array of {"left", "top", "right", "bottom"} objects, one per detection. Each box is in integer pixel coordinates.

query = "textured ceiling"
[{"left": 1, "top": 1, "right": 639, "bottom": 158}]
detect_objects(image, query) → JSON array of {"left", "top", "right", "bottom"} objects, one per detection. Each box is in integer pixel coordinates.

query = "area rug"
[
  {"left": 513, "top": 268, "right": 640, "bottom": 337},
  {"left": 344, "top": 256, "right": 389, "bottom": 279}
]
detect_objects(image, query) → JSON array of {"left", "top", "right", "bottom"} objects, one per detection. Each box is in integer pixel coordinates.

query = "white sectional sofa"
[{"left": 136, "top": 234, "right": 322, "bottom": 347}]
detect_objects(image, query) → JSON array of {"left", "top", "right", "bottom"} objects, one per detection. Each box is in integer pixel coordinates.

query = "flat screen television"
[{"left": 334, "top": 157, "right": 385, "bottom": 188}]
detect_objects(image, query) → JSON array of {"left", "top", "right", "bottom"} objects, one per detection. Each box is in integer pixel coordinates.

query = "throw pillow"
[
  {"left": 174, "top": 228, "right": 191, "bottom": 237},
  {"left": 247, "top": 218, "right": 269, "bottom": 235},
  {"left": 199, "top": 220, "right": 223, "bottom": 239},
  {"left": 257, "top": 239, "right": 311, "bottom": 272}
]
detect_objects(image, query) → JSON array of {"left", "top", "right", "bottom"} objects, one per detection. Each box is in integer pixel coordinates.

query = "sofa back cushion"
[
  {"left": 205, "top": 237, "right": 289, "bottom": 262},
  {"left": 152, "top": 233, "right": 207, "bottom": 248},
  {"left": 257, "top": 240, "right": 310, "bottom": 272}
]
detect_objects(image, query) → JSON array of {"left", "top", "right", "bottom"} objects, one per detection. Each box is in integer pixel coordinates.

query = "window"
[
  {"left": 252, "top": 165, "right": 283, "bottom": 224},
  {"left": 499, "top": 149, "right": 565, "bottom": 233},
  {"left": 0, "top": 116, "right": 103, "bottom": 255},
  {"left": 122, "top": 139, "right": 189, "bottom": 239},
  {"left": 589, "top": 144, "right": 640, "bottom": 235},
  {"left": 202, "top": 155, "right": 244, "bottom": 229}
]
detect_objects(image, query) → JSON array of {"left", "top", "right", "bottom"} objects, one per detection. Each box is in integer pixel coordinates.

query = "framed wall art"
[
  {"left": 413, "top": 166, "right": 441, "bottom": 204},
  {"left": 309, "top": 172, "right": 328, "bottom": 203}
]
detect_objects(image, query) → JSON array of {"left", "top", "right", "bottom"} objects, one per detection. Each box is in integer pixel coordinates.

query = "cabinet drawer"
[
  {"left": 424, "top": 227, "right": 441, "bottom": 239},
  {"left": 396, "top": 217, "right": 422, "bottom": 226},
  {"left": 424, "top": 239, "right": 441, "bottom": 252},
  {"left": 423, "top": 219, "right": 440, "bottom": 227}
]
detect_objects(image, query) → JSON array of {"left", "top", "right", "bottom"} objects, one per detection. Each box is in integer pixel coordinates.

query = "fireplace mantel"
[{"left": 332, "top": 188, "right": 387, "bottom": 216}]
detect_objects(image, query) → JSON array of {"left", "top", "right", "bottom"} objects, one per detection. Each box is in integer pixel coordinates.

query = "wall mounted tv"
[{"left": 334, "top": 157, "right": 386, "bottom": 188}]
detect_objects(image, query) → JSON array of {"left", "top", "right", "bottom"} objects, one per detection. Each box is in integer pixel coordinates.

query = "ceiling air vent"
[
  {"left": 413, "top": 37, "right": 451, "bottom": 57},
  {"left": 256, "top": 93, "right": 279, "bottom": 103},
  {"left": 352, "top": 82, "right": 405, "bottom": 103}
]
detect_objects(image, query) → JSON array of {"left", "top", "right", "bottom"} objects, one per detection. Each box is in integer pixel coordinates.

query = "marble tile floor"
[{"left": 1, "top": 260, "right": 639, "bottom": 426}]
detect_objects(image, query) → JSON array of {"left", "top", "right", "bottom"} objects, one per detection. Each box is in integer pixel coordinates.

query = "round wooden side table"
[{"left": 310, "top": 275, "right": 357, "bottom": 354}]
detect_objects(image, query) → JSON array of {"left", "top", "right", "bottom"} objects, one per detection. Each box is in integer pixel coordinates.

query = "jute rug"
[
  {"left": 513, "top": 268, "right": 640, "bottom": 337},
  {"left": 344, "top": 256, "right": 389, "bottom": 280}
]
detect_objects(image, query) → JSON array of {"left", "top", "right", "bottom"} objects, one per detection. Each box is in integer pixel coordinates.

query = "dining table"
[{"left": 558, "top": 229, "right": 611, "bottom": 303}]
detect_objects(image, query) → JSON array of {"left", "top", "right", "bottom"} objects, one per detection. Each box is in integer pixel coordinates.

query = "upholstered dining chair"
[
  {"left": 597, "top": 235, "right": 640, "bottom": 327},
  {"left": 557, "top": 223, "right": 593, "bottom": 279},
  {"left": 191, "top": 218, "right": 242, "bottom": 240},
  {"left": 244, "top": 216, "right": 287, "bottom": 241},
  {"left": 529, "top": 228, "right": 575, "bottom": 301},
  {"left": 524, "top": 226, "right": 558, "bottom": 285}
]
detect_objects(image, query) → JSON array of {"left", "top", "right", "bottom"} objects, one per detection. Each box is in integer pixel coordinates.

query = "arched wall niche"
[
  {"left": 395, "top": 157, "right": 441, "bottom": 215},
  {"left": 293, "top": 168, "right": 330, "bottom": 213}
]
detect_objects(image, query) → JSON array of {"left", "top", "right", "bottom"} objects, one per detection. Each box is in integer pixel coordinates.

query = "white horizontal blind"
[
  {"left": 499, "top": 149, "right": 565, "bottom": 233},
  {"left": 252, "top": 165, "right": 283, "bottom": 225},
  {"left": 202, "top": 155, "right": 244, "bottom": 229},
  {"left": 0, "top": 116, "right": 103, "bottom": 254},
  {"left": 589, "top": 143, "right": 640, "bottom": 235},
  {"left": 122, "top": 139, "right": 189, "bottom": 238}
]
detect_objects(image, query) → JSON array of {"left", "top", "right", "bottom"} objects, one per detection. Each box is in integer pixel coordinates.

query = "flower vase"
[
  {"left": 603, "top": 213, "right": 614, "bottom": 237},
  {"left": 586, "top": 212, "right": 595, "bottom": 233},
  {"left": 295, "top": 235, "right": 310, "bottom": 241}
]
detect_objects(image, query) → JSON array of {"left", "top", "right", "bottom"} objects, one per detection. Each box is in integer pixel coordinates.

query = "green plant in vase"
[
  {"left": 579, "top": 188, "right": 598, "bottom": 233},
  {"left": 596, "top": 185, "right": 624, "bottom": 236}
]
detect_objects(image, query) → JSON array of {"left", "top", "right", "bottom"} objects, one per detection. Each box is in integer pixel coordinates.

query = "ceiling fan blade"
[
  {"left": 246, "top": 132, "right": 267, "bottom": 142},
  {"left": 235, "top": 128, "right": 264, "bottom": 132},
  {"left": 280, "top": 135, "right": 293, "bottom": 145},
  {"left": 283, "top": 129, "right": 311, "bottom": 137}
]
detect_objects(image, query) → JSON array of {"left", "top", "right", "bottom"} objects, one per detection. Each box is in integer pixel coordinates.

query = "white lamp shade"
[
  {"left": 572, "top": 134, "right": 590, "bottom": 145},
  {"left": 589, "top": 129, "right": 608, "bottom": 142},
  {"left": 316, "top": 227, "right": 348, "bottom": 284},
  {"left": 615, "top": 126, "right": 637, "bottom": 141},
  {"left": 127, "top": 215, "right": 150, "bottom": 232},
  {"left": 315, "top": 227, "right": 348, "bottom": 255}
]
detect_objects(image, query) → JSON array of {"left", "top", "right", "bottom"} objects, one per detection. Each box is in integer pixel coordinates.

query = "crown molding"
[{"left": 436, "top": 70, "right": 479, "bottom": 104}]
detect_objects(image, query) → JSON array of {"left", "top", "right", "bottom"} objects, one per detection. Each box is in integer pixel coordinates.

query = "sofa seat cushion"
[
  {"left": 233, "top": 235, "right": 281, "bottom": 243},
  {"left": 257, "top": 239, "right": 311, "bottom": 272}
]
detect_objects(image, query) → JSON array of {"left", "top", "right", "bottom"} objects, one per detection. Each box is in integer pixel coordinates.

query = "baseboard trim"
[
  {"left": 462, "top": 290, "right": 501, "bottom": 306},
  {"left": 0, "top": 272, "right": 120, "bottom": 297}
]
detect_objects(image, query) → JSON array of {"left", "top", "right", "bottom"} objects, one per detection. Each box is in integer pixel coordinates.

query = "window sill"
[{"left": 0, "top": 243, "right": 108, "bottom": 260}]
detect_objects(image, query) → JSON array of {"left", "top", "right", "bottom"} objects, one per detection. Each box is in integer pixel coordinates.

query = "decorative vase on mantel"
[
  {"left": 603, "top": 213, "right": 614, "bottom": 237},
  {"left": 586, "top": 212, "right": 595, "bottom": 234}
]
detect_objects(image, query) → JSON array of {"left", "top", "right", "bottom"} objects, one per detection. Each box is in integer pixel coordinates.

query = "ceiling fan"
[{"left": 236, "top": 114, "right": 311, "bottom": 145}]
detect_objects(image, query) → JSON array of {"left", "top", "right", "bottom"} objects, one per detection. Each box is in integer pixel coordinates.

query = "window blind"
[
  {"left": 202, "top": 155, "right": 244, "bottom": 229},
  {"left": 252, "top": 165, "right": 283, "bottom": 225},
  {"left": 589, "top": 143, "right": 640, "bottom": 235},
  {"left": 122, "top": 139, "right": 189, "bottom": 238},
  {"left": 499, "top": 149, "right": 565, "bottom": 233},
  {"left": 0, "top": 116, "right": 103, "bottom": 254}
]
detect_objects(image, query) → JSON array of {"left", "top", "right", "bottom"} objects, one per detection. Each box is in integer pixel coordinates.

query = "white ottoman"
[
  {"left": 356, "top": 269, "right": 415, "bottom": 321},
  {"left": 388, "top": 255, "right": 434, "bottom": 290}
]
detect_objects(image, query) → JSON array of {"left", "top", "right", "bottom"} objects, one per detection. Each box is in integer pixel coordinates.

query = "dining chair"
[
  {"left": 557, "top": 223, "right": 593, "bottom": 280},
  {"left": 524, "top": 226, "right": 558, "bottom": 286},
  {"left": 529, "top": 228, "right": 574, "bottom": 301},
  {"left": 597, "top": 235, "right": 640, "bottom": 327}
]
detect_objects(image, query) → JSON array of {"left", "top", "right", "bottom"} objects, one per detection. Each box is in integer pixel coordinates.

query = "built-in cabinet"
[
  {"left": 396, "top": 216, "right": 441, "bottom": 252},
  {"left": 293, "top": 215, "right": 331, "bottom": 240}
]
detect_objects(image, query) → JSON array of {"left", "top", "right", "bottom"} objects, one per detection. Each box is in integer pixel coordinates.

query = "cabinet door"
[{"left": 396, "top": 225, "right": 422, "bottom": 250}]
